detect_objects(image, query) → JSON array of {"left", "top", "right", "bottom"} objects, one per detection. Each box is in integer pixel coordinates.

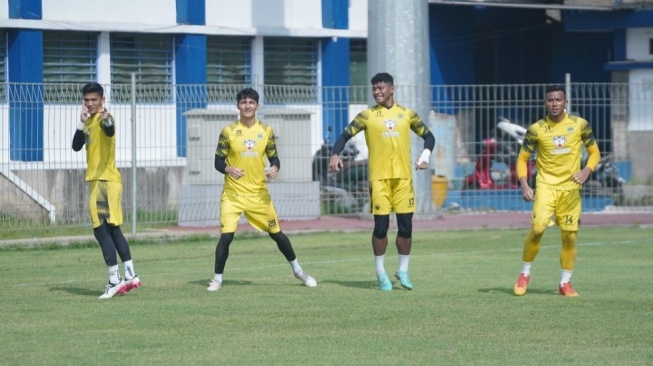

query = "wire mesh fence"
[{"left": 1, "top": 82, "right": 652, "bottom": 238}]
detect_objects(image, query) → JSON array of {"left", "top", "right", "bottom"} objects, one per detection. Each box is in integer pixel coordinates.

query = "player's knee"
[
  {"left": 561, "top": 230, "right": 577, "bottom": 244},
  {"left": 373, "top": 215, "right": 390, "bottom": 239},
  {"left": 532, "top": 223, "right": 548, "bottom": 236},
  {"left": 396, "top": 213, "right": 413, "bottom": 239},
  {"left": 218, "top": 233, "right": 234, "bottom": 247}
]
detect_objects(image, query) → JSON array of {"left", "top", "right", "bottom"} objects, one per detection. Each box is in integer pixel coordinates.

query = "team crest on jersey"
[
  {"left": 383, "top": 119, "right": 400, "bottom": 137},
  {"left": 243, "top": 139, "right": 256, "bottom": 150},
  {"left": 553, "top": 136, "right": 566, "bottom": 148},
  {"left": 257, "top": 133, "right": 264, "bottom": 140},
  {"left": 235, "top": 130, "right": 242, "bottom": 136}
]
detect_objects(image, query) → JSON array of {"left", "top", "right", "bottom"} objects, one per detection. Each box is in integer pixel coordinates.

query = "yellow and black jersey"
[
  {"left": 521, "top": 113, "right": 597, "bottom": 190},
  {"left": 216, "top": 119, "right": 277, "bottom": 196},
  {"left": 345, "top": 103, "right": 429, "bottom": 180},
  {"left": 82, "top": 113, "right": 121, "bottom": 182}
]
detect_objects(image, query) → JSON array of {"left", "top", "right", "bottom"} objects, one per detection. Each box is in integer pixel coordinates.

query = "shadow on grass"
[
  {"left": 320, "top": 280, "right": 376, "bottom": 290},
  {"left": 189, "top": 279, "right": 254, "bottom": 288},
  {"left": 50, "top": 286, "right": 99, "bottom": 297},
  {"left": 478, "top": 287, "right": 557, "bottom": 295}
]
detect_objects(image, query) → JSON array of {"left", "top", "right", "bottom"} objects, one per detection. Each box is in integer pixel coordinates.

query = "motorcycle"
[
  {"left": 581, "top": 149, "right": 626, "bottom": 205},
  {"left": 312, "top": 135, "right": 369, "bottom": 212},
  {"left": 462, "top": 118, "right": 536, "bottom": 190},
  {"left": 463, "top": 117, "right": 626, "bottom": 206}
]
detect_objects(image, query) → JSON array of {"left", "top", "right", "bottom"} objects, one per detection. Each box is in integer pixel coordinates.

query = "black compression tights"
[{"left": 93, "top": 221, "right": 132, "bottom": 266}]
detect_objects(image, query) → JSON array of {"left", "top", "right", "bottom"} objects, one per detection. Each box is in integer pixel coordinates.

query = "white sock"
[
  {"left": 123, "top": 260, "right": 135, "bottom": 280},
  {"left": 375, "top": 255, "right": 386, "bottom": 275},
  {"left": 520, "top": 262, "right": 532, "bottom": 276},
  {"left": 289, "top": 259, "right": 302, "bottom": 273},
  {"left": 560, "top": 270, "right": 573, "bottom": 285},
  {"left": 213, "top": 273, "right": 223, "bottom": 283},
  {"left": 108, "top": 265, "right": 121, "bottom": 284},
  {"left": 398, "top": 254, "right": 410, "bottom": 272}
]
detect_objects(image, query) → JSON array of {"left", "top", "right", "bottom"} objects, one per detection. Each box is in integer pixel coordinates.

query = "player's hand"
[
  {"left": 572, "top": 167, "right": 591, "bottom": 185},
  {"left": 226, "top": 166, "right": 245, "bottom": 180},
  {"left": 414, "top": 159, "right": 429, "bottom": 170},
  {"left": 328, "top": 155, "right": 343, "bottom": 172},
  {"left": 266, "top": 166, "right": 279, "bottom": 180},
  {"left": 521, "top": 185, "right": 534, "bottom": 202},
  {"left": 99, "top": 107, "right": 110, "bottom": 123},
  {"left": 80, "top": 104, "right": 90, "bottom": 122}
]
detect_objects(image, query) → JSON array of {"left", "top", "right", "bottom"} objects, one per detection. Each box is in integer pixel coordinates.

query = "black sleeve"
[
  {"left": 214, "top": 155, "right": 227, "bottom": 174},
  {"left": 422, "top": 131, "right": 435, "bottom": 151},
  {"left": 331, "top": 131, "right": 353, "bottom": 156},
  {"left": 268, "top": 156, "right": 280, "bottom": 170},
  {"left": 72, "top": 130, "right": 85, "bottom": 151},
  {"left": 102, "top": 123, "right": 115, "bottom": 137}
]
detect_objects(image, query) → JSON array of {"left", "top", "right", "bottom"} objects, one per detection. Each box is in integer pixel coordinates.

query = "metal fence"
[{"left": 1, "top": 82, "right": 652, "bottom": 238}]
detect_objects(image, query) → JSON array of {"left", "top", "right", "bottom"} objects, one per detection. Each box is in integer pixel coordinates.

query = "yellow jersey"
[
  {"left": 216, "top": 119, "right": 278, "bottom": 196},
  {"left": 345, "top": 103, "right": 430, "bottom": 181},
  {"left": 82, "top": 114, "right": 121, "bottom": 182},
  {"left": 521, "top": 114, "right": 597, "bottom": 190}
]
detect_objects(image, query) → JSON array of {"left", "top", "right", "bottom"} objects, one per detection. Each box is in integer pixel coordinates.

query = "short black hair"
[
  {"left": 237, "top": 88, "right": 259, "bottom": 103},
  {"left": 371, "top": 72, "right": 394, "bottom": 86},
  {"left": 545, "top": 84, "right": 566, "bottom": 97},
  {"left": 82, "top": 82, "right": 104, "bottom": 97}
]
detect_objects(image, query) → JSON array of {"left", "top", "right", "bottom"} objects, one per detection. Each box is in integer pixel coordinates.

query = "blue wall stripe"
[
  {"left": 175, "top": 34, "right": 208, "bottom": 157},
  {"left": 322, "top": 0, "right": 348, "bottom": 29},
  {"left": 321, "top": 0, "right": 350, "bottom": 143},
  {"left": 8, "top": 0, "right": 42, "bottom": 19},
  {"left": 176, "top": 0, "right": 206, "bottom": 25},
  {"left": 321, "top": 38, "right": 350, "bottom": 143},
  {"left": 8, "top": 29, "right": 44, "bottom": 161}
]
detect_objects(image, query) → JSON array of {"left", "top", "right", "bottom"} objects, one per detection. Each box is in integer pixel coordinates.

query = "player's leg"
[
  {"left": 105, "top": 181, "right": 141, "bottom": 292},
  {"left": 556, "top": 189, "right": 581, "bottom": 297},
  {"left": 392, "top": 179, "right": 416, "bottom": 290},
  {"left": 89, "top": 180, "right": 125, "bottom": 299},
  {"left": 394, "top": 213, "right": 413, "bottom": 290},
  {"left": 208, "top": 195, "right": 242, "bottom": 291},
  {"left": 514, "top": 187, "right": 555, "bottom": 296},
  {"left": 370, "top": 180, "right": 392, "bottom": 291},
  {"left": 245, "top": 195, "right": 316, "bottom": 287}
]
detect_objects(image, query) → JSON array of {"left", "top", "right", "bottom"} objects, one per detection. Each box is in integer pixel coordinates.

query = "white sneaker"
[
  {"left": 99, "top": 280, "right": 126, "bottom": 299},
  {"left": 207, "top": 279, "right": 222, "bottom": 292},
  {"left": 124, "top": 275, "right": 142, "bottom": 293},
  {"left": 294, "top": 271, "right": 317, "bottom": 288}
]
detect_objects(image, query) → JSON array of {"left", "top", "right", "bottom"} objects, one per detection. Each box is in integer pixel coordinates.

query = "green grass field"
[{"left": 1, "top": 227, "right": 651, "bottom": 365}]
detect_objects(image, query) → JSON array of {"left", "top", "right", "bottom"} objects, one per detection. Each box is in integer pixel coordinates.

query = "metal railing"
[{"left": 1, "top": 82, "right": 651, "bottom": 238}]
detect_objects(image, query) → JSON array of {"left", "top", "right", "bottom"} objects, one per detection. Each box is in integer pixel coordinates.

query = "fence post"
[
  {"left": 565, "top": 73, "right": 572, "bottom": 113},
  {"left": 131, "top": 73, "right": 137, "bottom": 237}
]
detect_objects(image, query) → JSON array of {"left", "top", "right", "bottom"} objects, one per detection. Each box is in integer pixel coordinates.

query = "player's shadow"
[
  {"left": 321, "top": 279, "right": 376, "bottom": 290},
  {"left": 478, "top": 287, "right": 555, "bottom": 295},
  {"left": 49, "top": 286, "right": 98, "bottom": 297},
  {"left": 189, "top": 279, "right": 254, "bottom": 288}
]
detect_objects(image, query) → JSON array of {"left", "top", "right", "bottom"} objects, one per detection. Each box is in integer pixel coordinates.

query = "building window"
[
  {"left": 43, "top": 31, "right": 98, "bottom": 103},
  {"left": 350, "top": 39, "right": 367, "bottom": 103},
  {"left": 264, "top": 38, "right": 318, "bottom": 103},
  {"left": 207, "top": 36, "right": 252, "bottom": 102},
  {"left": 649, "top": 38, "right": 653, "bottom": 55},
  {"left": 110, "top": 33, "right": 173, "bottom": 102}
]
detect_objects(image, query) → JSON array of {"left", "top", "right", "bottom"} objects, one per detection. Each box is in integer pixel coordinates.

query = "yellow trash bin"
[{"left": 431, "top": 175, "right": 448, "bottom": 209}]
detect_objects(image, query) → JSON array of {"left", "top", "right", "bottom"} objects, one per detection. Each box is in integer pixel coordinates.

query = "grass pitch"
[{"left": 1, "top": 227, "right": 651, "bottom": 365}]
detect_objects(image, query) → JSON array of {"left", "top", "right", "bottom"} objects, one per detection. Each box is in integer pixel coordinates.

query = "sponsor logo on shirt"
[
  {"left": 241, "top": 139, "right": 259, "bottom": 156},
  {"left": 383, "top": 119, "right": 399, "bottom": 137},
  {"left": 550, "top": 135, "right": 570, "bottom": 154}
]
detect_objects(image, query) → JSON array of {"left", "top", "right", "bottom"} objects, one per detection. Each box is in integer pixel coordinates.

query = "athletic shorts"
[
  {"left": 532, "top": 187, "right": 581, "bottom": 231},
  {"left": 220, "top": 191, "right": 281, "bottom": 234},
  {"left": 369, "top": 178, "right": 415, "bottom": 216},
  {"left": 88, "top": 180, "right": 123, "bottom": 228}
]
